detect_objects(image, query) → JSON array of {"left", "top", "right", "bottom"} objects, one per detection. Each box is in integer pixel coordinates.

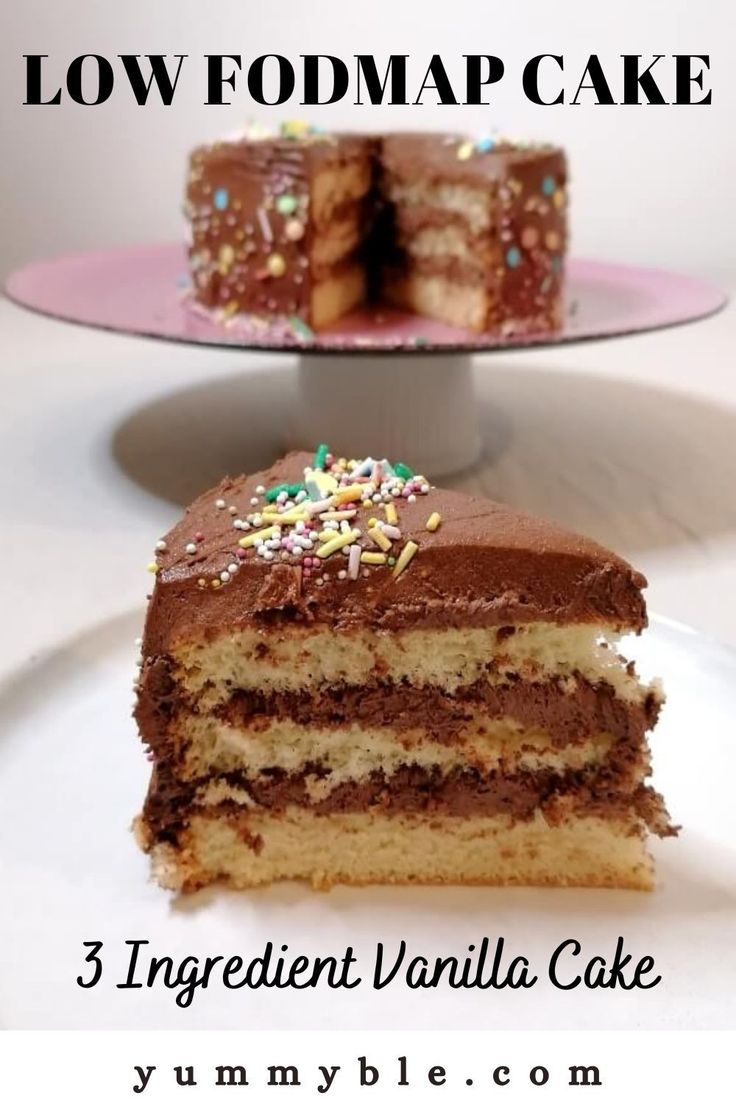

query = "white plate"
[{"left": 0, "top": 612, "right": 734, "bottom": 1030}]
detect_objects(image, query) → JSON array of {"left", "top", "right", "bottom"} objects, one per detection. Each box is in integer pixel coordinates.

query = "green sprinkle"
[
  {"left": 265, "top": 482, "right": 290, "bottom": 503},
  {"left": 314, "top": 443, "right": 329, "bottom": 471},
  {"left": 394, "top": 462, "right": 414, "bottom": 480},
  {"left": 387, "top": 556, "right": 396, "bottom": 567},
  {"left": 286, "top": 482, "right": 305, "bottom": 497},
  {"left": 289, "top": 315, "right": 314, "bottom": 340},
  {"left": 276, "top": 194, "right": 298, "bottom": 215}
]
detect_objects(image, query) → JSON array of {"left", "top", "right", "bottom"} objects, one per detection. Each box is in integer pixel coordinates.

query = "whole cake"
[
  {"left": 184, "top": 126, "right": 567, "bottom": 335},
  {"left": 134, "top": 448, "right": 675, "bottom": 892}
]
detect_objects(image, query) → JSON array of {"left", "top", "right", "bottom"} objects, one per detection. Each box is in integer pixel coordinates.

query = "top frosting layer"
[{"left": 142, "top": 451, "right": 647, "bottom": 652}]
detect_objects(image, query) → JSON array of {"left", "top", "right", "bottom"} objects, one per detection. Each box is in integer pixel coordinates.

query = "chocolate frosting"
[{"left": 142, "top": 451, "right": 648, "bottom": 654}]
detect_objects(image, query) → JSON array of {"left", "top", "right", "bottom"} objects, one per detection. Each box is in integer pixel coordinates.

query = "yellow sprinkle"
[
  {"left": 263, "top": 508, "right": 307, "bottom": 524},
  {"left": 333, "top": 485, "right": 363, "bottom": 505},
  {"left": 219, "top": 244, "right": 235, "bottom": 267},
  {"left": 385, "top": 503, "right": 398, "bottom": 525},
  {"left": 146, "top": 561, "right": 159, "bottom": 574},
  {"left": 553, "top": 188, "right": 565, "bottom": 209},
  {"left": 317, "top": 530, "right": 335, "bottom": 542},
  {"left": 266, "top": 253, "right": 286, "bottom": 277},
  {"left": 360, "top": 551, "right": 387, "bottom": 565},
  {"left": 320, "top": 510, "right": 357, "bottom": 521},
  {"left": 369, "top": 527, "right": 392, "bottom": 552},
  {"left": 426, "top": 512, "right": 442, "bottom": 532},
  {"left": 457, "top": 140, "right": 474, "bottom": 161},
  {"left": 211, "top": 579, "right": 221, "bottom": 589},
  {"left": 238, "top": 525, "right": 278, "bottom": 548},
  {"left": 316, "top": 530, "right": 359, "bottom": 558},
  {"left": 367, "top": 517, "right": 378, "bottom": 528},
  {"left": 393, "top": 540, "right": 419, "bottom": 579}
]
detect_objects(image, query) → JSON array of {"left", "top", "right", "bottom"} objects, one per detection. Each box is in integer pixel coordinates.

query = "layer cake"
[
  {"left": 134, "top": 448, "right": 675, "bottom": 892},
  {"left": 184, "top": 127, "right": 567, "bottom": 334}
]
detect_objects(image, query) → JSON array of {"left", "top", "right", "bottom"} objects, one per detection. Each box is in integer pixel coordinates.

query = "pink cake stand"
[{"left": 5, "top": 245, "right": 726, "bottom": 474}]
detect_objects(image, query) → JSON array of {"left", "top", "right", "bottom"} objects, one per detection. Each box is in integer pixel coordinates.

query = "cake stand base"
[{"left": 293, "top": 353, "right": 482, "bottom": 476}]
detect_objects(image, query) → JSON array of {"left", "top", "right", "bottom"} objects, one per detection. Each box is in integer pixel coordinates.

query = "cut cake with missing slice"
[{"left": 134, "top": 449, "right": 675, "bottom": 892}]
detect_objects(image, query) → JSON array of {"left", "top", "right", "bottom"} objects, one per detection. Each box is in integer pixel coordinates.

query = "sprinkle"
[
  {"left": 394, "top": 462, "right": 414, "bottom": 480},
  {"left": 211, "top": 579, "right": 221, "bottom": 589},
  {"left": 369, "top": 527, "right": 392, "bottom": 552},
  {"left": 146, "top": 561, "right": 159, "bottom": 573},
  {"left": 276, "top": 194, "right": 298, "bottom": 215},
  {"left": 553, "top": 188, "right": 565, "bottom": 210},
  {"left": 541, "top": 175, "right": 556, "bottom": 196},
  {"left": 385, "top": 502, "right": 398, "bottom": 525},
  {"left": 457, "top": 140, "right": 474, "bottom": 161},
  {"left": 250, "top": 496, "right": 259, "bottom": 506},
  {"left": 381, "top": 524, "right": 402, "bottom": 540},
  {"left": 215, "top": 498, "right": 226, "bottom": 509},
  {"left": 213, "top": 187, "right": 229, "bottom": 211},
  {"left": 255, "top": 485, "right": 266, "bottom": 494},
  {"left": 265, "top": 483, "right": 290, "bottom": 503},
  {"left": 320, "top": 509, "right": 357, "bottom": 521},
  {"left": 316, "top": 529, "right": 360, "bottom": 559},
  {"left": 228, "top": 506, "right": 238, "bottom": 515},
  {"left": 155, "top": 540, "right": 167, "bottom": 551},
  {"left": 218, "top": 245, "right": 234, "bottom": 269},
  {"left": 197, "top": 578, "right": 206, "bottom": 588},
  {"left": 289, "top": 315, "right": 314, "bottom": 340},
  {"left": 220, "top": 571, "right": 230, "bottom": 583},
  {"left": 521, "top": 226, "right": 539, "bottom": 250},
  {"left": 285, "top": 218, "right": 305, "bottom": 241},
  {"left": 257, "top": 207, "right": 273, "bottom": 242},
  {"left": 304, "top": 497, "right": 336, "bottom": 516},
  {"left": 393, "top": 540, "right": 419, "bottom": 579},
  {"left": 545, "top": 229, "right": 561, "bottom": 251},
  {"left": 338, "top": 570, "right": 347, "bottom": 580},
  {"left": 238, "top": 525, "right": 278, "bottom": 548},
  {"left": 266, "top": 253, "right": 286, "bottom": 278},
  {"left": 361, "top": 552, "right": 387, "bottom": 565},
  {"left": 348, "top": 544, "right": 361, "bottom": 580},
  {"left": 333, "top": 485, "right": 364, "bottom": 505},
  {"left": 314, "top": 443, "right": 329, "bottom": 470},
  {"left": 185, "top": 543, "right": 197, "bottom": 554},
  {"left": 475, "top": 136, "right": 495, "bottom": 153},
  {"left": 306, "top": 470, "right": 338, "bottom": 500},
  {"left": 426, "top": 512, "right": 442, "bottom": 532},
  {"left": 227, "top": 563, "right": 238, "bottom": 574},
  {"left": 505, "top": 246, "right": 522, "bottom": 268},
  {"left": 280, "top": 119, "right": 310, "bottom": 139}
]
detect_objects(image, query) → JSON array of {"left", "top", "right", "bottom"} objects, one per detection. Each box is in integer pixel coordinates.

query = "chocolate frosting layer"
[
  {"left": 142, "top": 451, "right": 648, "bottom": 653},
  {"left": 219, "top": 676, "right": 658, "bottom": 747},
  {"left": 142, "top": 759, "right": 674, "bottom": 844}
]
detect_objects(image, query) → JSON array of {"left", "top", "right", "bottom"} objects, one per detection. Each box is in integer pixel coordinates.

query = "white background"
[{"left": 1, "top": 0, "right": 735, "bottom": 280}]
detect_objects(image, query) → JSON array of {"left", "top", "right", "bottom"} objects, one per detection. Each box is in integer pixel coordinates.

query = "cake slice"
[{"left": 134, "top": 449, "right": 675, "bottom": 892}]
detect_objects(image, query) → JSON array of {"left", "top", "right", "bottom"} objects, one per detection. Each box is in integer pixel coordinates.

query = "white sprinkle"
[
  {"left": 338, "top": 570, "right": 347, "bottom": 580},
  {"left": 220, "top": 571, "right": 230, "bottom": 582},
  {"left": 292, "top": 545, "right": 303, "bottom": 557},
  {"left": 257, "top": 207, "right": 273, "bottom": 242},
  {"left": 215, "top": 498, "right": 226, "bottom": 509},
  {"left": 233, "top": 519, "right": 244, "bottom": 529},
  {"left": 185, "top": 543, "right": 197, "bottom": 554},
  {"left": 134, "top": 637, "right": 143, "bottom": 648},
  {"left": 227, "top": 563, "right": 238, "bottom": 574},
  {"left": 263, "top": 549, "right": 275, "bottom": 561},
  {"left": 381, "top": 524, "right": 402, "bottom": 540},
  {"left": 407, "top": 494, "right": 417, "bottom": 503},
  {"left": 348, "top": 544, "right": 361, "bottom": 580},
  {"left": 250, "top": 497, "right": 259, "bottom": 506},
  {"left": 315, "top": 577, "right": 324, "bottom": 587},
  {"left": 255, "top": 485, "right": 265, "bottom": 494},
  {"left": 155, "top": 540, "right": 167, "bottom": 551},
  {"left": 228, "top": 505, "right": 238, "bottom": 515}
]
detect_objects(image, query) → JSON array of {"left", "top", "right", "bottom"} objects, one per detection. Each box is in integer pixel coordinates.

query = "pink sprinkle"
[
  {"left": 303, "top": 567, "right": 312, "bottom": 578},
  {"left": 286, "top": 539, "right": 295, "bottom": 551},
  {"left": 195, "top": 532, "right": 205, "bottom": 542},
  {"left": 236, "top": 548, "right": 247, "bottom": 559}
]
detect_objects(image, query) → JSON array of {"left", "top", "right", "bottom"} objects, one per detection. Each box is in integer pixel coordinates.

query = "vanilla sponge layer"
[
  {"left": 383, "top": 179, "right": 492, "bottom": 234},
  {"left": 173, "top": 623, "right": 651, "bottom": 704},
  {"left": 176, "top": 714, "right": 620, "bottom": 787},
  {"left": 140, "top": 809, "right": 653, "bottom": 892}
]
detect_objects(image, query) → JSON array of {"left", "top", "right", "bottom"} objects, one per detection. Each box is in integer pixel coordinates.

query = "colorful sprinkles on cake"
[{"left": 148, "top": 446, "right": 437, "bottom": 590}]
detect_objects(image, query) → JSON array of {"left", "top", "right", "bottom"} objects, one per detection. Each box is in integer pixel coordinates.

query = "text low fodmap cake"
[
  {"left": 184, "top": 125, "right": 566, "bottom": 336},
  {"left": 134, "top": 448, "right": 675, "bottom": 892}
]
